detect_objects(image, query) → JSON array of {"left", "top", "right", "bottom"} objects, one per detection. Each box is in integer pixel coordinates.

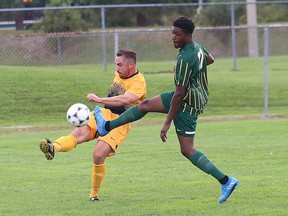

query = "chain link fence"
[
  {"left": 0, "top": 25, "right": 287, "bottom": 68},
  {"left": 0, "top": 1, "right": 287, "bottom": 68}
]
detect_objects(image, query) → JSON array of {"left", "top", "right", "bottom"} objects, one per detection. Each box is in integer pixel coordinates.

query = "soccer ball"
[{"left": 66, "top": 103, "right": 90, "bottom": 127}]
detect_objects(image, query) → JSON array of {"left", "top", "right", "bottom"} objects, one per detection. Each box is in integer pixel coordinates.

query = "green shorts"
[{"left": 160, "top": 91, "right": 198, "bottom": 137}]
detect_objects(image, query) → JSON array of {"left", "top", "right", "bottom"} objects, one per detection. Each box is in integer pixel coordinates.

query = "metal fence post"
[
  {"left": 263, "top": 26, "right": 269, "bottom": 117},
  {"left": 114, "top": 30, "right": 119, "bottom": 57},
  {"left": 57, "top": 36, "right": 62, "bottom": 66},
  {"left": 231, "top": 2, "right": 237, "bottom": 71},
  {"left": 101, "top": 7, "right": 107, "bottom": 71}
]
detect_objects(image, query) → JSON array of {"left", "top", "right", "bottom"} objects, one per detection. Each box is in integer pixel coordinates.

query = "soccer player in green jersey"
[{"left": 94, "top": 17, "right": 238, "bottom": 204}]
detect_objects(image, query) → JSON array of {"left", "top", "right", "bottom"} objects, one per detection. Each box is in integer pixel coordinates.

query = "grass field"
[
  {"left": 0, "top": 57, "right": 287, "bottom": 215},
  {"left": 1, "top": 118, "right": 287, "bottom": 215},
  {"left": 0, "top": 56, "right": 287, "bottom": 124}
]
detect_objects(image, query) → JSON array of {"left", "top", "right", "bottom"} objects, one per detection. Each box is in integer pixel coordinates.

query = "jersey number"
[{"left": 197, "top": 49, "right": 204, "bottom": 70}]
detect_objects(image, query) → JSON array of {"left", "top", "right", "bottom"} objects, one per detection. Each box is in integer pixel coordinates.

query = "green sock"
[
  {"left": 189, "top": 150, "right": 225, "bottom": 181},
  {"left": 109, "top": 106, "right": 145, "bottom": 130}
]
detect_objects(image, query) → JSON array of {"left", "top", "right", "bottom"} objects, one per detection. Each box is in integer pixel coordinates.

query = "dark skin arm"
[
  {"left": 206, "top": 53, "right": 215, "bottom": 66},
  {"left": 160, "top": 85, "right": 186, "bottom": 142}
]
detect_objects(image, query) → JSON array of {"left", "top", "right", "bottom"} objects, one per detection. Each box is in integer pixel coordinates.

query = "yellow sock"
[
  {"left": 90, "top": 163, "right": 106, "bottom": 198},
  {"left": 53, "top": 135, "right": 77, "bottom": 152}
]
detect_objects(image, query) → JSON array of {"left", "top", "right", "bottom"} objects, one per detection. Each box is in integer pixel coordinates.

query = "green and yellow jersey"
[{"left": 174, "top": 41, "right": 210, "bottom": 115}]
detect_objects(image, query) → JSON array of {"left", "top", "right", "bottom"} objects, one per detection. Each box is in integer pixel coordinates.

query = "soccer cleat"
[
  {"left": 39, "top": 138, "right": 55, "bottom": 160},
  {"left": 94, "top": 106, "right": 108, "bottom": 136},
  {"left": 90, "top": 196, "right": 100, "bottom": 201},
  {"left": 218, "top": 177, "right": 238, "bottom": 204}
]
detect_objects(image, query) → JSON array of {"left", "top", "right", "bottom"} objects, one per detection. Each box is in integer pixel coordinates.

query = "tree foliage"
[
  {"left": 1, "top": 0, "right": 287, "bottom": 32},
  {"left": 257, "top": 4, "right": 288, "bottom": 24},
  {"left": 75, "top": 0, "right": 199, "bottom": 27},
  {"left": 193, "top": 4, "right": 246, "bottom": 26},
  {"left": 33, "top": 0, "right": 88, "bottom": 32}
]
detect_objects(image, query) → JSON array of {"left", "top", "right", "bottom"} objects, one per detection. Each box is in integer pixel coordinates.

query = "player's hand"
[
  {"left": 160, "top": 123, "right": 170, "bottom": 143},
  {"left": 87, "top": 93, "right": 101, "bottom": 103}
]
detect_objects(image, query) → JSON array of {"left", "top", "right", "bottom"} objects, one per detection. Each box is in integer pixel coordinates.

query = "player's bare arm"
[
  {"left": 160, "top": 85, "right": 186, "bottom": 142},
  {"left": 206, "top": 53, "right": 215, "bottom": 65},
  {"left": 87, "top": 92, "right": 139, "bottom": 107}
]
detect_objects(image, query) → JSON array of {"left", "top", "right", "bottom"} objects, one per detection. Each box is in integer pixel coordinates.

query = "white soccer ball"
[{"left": 66, "top": 103, "right": 90, "bottom": 127}]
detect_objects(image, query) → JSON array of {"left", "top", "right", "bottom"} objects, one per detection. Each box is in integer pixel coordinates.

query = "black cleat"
[
  {"left": 90, "top": 196, "right": 100, "bottom": 201},
  {"left": 39, "top": 138, "right": 55, "bottom": 160}
]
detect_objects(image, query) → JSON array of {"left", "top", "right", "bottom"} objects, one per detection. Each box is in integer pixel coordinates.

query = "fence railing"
[
  {"left": 0, "top": 24, "right": 287, "bottom": 71},
  {"left": 0, "top": 1, "right": 287, "bottom": 70}
]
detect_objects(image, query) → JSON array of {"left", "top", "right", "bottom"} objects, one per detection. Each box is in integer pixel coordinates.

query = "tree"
[
  {"left": 77, "top": 0, "right": 199, "bottom": 27},
  {"left": 257, "top": 4, "right": 288, "bottom": 24},
  {"left": 32, "top": 0, "right": 87, "bottom": 32}
]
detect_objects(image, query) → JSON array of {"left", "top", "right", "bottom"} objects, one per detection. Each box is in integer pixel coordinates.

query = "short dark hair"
[
  {"left": 116, "top": 48, "right": 136, "bottom": 63},
  {"left": 173, "top": 16, "right": 195, "bottom": 35}
]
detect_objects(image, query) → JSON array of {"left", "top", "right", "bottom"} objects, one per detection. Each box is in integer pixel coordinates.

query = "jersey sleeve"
[
  {"left": 126, "top": 74, "right": 146, "bottom": 99},
  {"left": 127, "top": 80, "right": 146, "bottom": 98}
]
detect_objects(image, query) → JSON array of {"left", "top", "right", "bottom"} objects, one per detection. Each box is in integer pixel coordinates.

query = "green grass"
[
  {"left": 0, "top": 56, "right": 288, "bottom": 125},
  {"left": 0, "top": 118, "right": 287, "bottom": 215},
  {"left": 0, "top": 56, "right": 287, "bottom": 215}
]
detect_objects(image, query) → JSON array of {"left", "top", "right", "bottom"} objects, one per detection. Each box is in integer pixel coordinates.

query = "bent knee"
[
  {"left": 181, "top": 148, "right": 196, "bottom": 159},
  {"left": 181, "top": 150, "right": 191, "bottom": 159},
  {"left": 93, "top": 150, "right": 107, "bottom": 164},
  {"left": 93, "top": 141, "right": 113, "bottom": 164},
  {"left": 138, "top": 99, "right": 151, "bottom": 111},
  {"left": 71, "top": 126, "right": 91, "bottom": 143},
  {"left": 93, "top": 151, "right": 104, "bottom": 160}
]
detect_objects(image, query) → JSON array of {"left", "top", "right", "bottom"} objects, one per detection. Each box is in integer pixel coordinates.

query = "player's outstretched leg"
[
  {"left": 218, "top": 176, "right": 238, "bottom": 204},
  {"left": 39, "top": 138, "right": 55, "bottom": 160},
  {"left": 94, "top": 106, "right": 108, "bottom": 136}
]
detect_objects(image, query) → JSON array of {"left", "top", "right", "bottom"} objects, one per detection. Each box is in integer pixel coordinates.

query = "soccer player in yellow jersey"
[
  {"left": 95, "top": 17, "right": 238, "bottom": 204},
  {"left": 39, "top": 48, "right": 147, "bottom": 201}
]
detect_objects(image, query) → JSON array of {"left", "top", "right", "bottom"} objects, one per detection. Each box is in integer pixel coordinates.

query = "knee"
[
  {"left": 138, "top": 99, "right": 150, "bottom": 112},
  {"left": 181, "top": 149, "right": 191, "bottom": 159},
  {"left": 71, "top": 126, "right": 91, "bottom": 144},
  {"left": 71, "top": 127, "right": 81, "bottom": 137},
  {"left": 180, "top": 147, "right": 196, "bottom": 159},
  {"left": 93, "top": 150, "right": 105, "bottom": 164}
]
